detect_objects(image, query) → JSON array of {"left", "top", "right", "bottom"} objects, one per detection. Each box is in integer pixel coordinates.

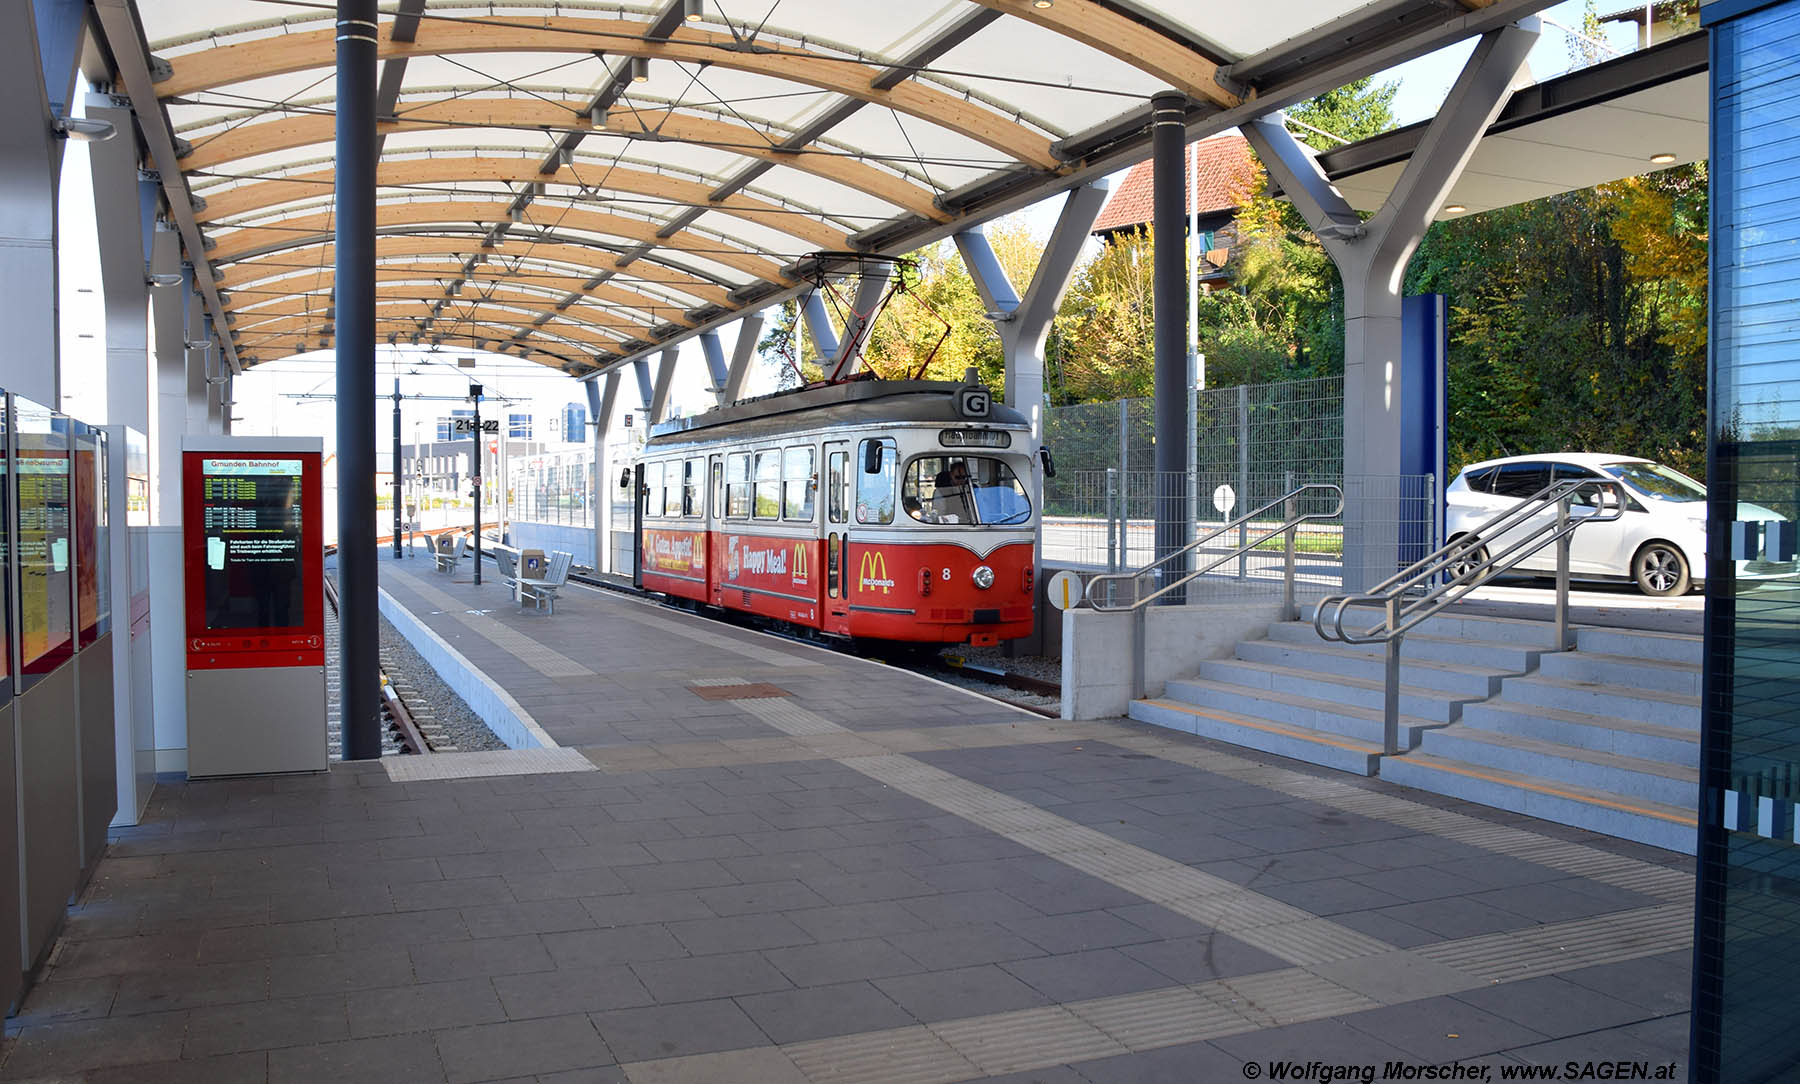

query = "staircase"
[{"left": 1130, "top": 610, "right": 1701, "bottom": 853}]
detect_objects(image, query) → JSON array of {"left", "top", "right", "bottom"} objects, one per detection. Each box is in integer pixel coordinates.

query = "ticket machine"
[{"left": 181, "top": 437, "right": 326, "bottom": 777}]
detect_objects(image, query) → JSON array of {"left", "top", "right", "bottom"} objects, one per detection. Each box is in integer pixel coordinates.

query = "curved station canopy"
[{"left": 100, "top": 0, "right": 1556, "bottom": 379}]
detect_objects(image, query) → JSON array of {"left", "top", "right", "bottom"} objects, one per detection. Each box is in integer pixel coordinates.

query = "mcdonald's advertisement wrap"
[
  {"left": 703, "top": 532, "right": 822, "bottom": 625},
  {"left": 641, "top": 527, "right": 707, "bottom": 584},
  {"left": 845, "top": 539, "right": 1035, "bottom": 644}
]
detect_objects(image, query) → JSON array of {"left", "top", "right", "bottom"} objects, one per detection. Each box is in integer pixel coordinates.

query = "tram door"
[{"left": 823, "top": 441, "right": 850, "bottom": 634}]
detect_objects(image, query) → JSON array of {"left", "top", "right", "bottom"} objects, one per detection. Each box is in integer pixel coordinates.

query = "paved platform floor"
[{"left": 0, "top": 558, "right": 1695, "bottom": 1082}]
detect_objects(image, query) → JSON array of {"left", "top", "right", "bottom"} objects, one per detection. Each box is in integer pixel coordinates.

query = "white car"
[{"left": 1445, "top": 453, "right": 1788, "bottom": 596}]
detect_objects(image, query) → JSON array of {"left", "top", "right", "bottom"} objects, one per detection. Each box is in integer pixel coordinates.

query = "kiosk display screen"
[
  {"left": 0, "top": 395, "right": 12, "bottom": 697},
  {"left": 11, "top": 397, "right": 73, "bottom": 684},
  {"left": 200, "top": 458, "right": 304, "bottom": 630},
  {"left": 74, "top": 424, "right": 109, "bottom": 646},
  {"left": 183, "top": 450, "right": 323, "bottom": 669}
]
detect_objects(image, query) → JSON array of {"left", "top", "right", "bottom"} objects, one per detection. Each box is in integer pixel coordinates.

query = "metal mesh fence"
[
  {"left": 1043, "top": 375, "right": 1344, "bottom": 484},
  {"left": 1042, "top": 470, "right": 1437, "bottom": 602}
]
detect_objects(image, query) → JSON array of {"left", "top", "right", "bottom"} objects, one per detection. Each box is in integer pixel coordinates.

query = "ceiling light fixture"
[
  {"left": 1032, "top": 0, "right": 1053, "bottom": 8},
  {"left": 1649, "top": 152, "right": 1678, "bottom": 164},
  {"left": 628, "top": 57, "right": 650, "bottom": 83},
  {"left": 682, "top": 0, "right": 704, "bottom": 21},
  {"left": 145, "top": 272, "right": 183, "bottom": 287},
  {"left": 1443, "top": 204, "right": 1468, "bottom": 214},
  {"left": 589, "top": 103, "right": 609, "bottom": 128}
]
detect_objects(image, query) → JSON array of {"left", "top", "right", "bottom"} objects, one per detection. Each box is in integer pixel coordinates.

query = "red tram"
[{"left": 631, "top": 376, "right": 1039, "bottom": 646}]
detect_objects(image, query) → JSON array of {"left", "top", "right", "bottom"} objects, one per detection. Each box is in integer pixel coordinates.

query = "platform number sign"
[
  {"left": 452, "top": 418, "right": 499, "bottom": 434},
  {"left": 957, "top": 387, "right": 991, "bottom": 419}
]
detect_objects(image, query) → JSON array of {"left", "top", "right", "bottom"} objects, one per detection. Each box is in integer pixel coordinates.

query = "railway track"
[
  {"left": 323, "top": 564, "right": 435, "bottom": 756},
  {"left": 566, "top": 568, "right": 1062, "bottom": 718}
]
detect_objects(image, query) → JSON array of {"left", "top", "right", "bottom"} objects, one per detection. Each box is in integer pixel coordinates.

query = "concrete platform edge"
[{"left": 376, "top": 585, "right": 553, "bottom": 750}]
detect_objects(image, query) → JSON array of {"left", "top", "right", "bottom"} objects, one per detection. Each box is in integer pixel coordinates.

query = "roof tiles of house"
[{"left": 1091, "top": 134, "right": 1256, "bottom": 233}]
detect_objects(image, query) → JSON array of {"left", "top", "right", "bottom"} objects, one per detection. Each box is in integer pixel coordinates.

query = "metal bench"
[
  {"left": 517, "top": 550, "right": 573, "bottom": 614},
  {"left": 494, "top": 548, "right": 519, "bottom": 594}
]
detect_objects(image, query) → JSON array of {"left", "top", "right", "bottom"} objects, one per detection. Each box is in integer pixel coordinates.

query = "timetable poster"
[
  {"left": 16, "top": 450, "right": 73, "bottom": 672},
  {"left": 200, "top": 457, "right": 305, "bottom": 630}
]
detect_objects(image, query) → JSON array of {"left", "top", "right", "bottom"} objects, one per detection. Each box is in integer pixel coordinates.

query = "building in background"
[{"left": 1089, "top": 132, "right": 1253, "bottom": 291}]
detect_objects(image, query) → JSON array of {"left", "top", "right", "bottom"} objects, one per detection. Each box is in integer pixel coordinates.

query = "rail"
[
  {"left": 1083, "top": 483, "right": 1345, "bottom": 700},
  {"left": 1314, "top": 478, "right": 1623, "bottom": 756},
  {"left": 322, "top": 562, "right": 431, "bottom": 756}
]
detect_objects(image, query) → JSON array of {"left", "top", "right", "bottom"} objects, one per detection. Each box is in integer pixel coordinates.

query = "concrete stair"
[
  {"left": 1128, "top": 610, "right": 1536, "bottom": 777},
  {"left": 1381, "top": 623, "right": 1701, "bottom": 854},
  {"left": 1127, "top": 607, "right": 1703, "bottom": 853}
]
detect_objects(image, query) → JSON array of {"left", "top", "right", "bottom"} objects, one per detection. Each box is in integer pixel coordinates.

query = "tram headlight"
[{"left": 972, "top": 565, "right": 995, "bottom": 590}]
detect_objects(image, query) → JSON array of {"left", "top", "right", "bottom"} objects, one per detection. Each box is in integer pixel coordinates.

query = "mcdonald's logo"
[
  {"left": 792, "top": 542, "right": 810, "bottom": 584},
  {"left": 858, "top": 550, "right": 894, "bottom": 594}
]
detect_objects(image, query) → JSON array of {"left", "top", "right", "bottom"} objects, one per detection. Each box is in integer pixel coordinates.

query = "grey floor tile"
[
  {"left": 348, "top": 978, "right": 510, "bottom": 1039},
  {"left": 1339, "top": 995, "right": 1550, "bottom": 1061},
  {"left": 268, "top": 946, "right": 416, "bottom": 998},
  {"left": 111, "top": 961, "right": 270, "bottom": 1015},
  {"left": 800, "top": 869, "right": 937, "bottom": 905},
  {"left": 762, "top": 937, "right": 928, "bottom": 987},
  {"left": 900, "top": 889, "right": 1044, "bottom": 929},
  {"left": 1210, "top": 1016, "right": 1412, "bottom": 1067},
  {"left": 185, "top": 993, "right": 349, "bottom": 1058},
  {"left": 461, "top": 898, "right": 598, "bottom": 939},
  {"left": 433, "top": 1013, "right": 615, "bottom": 1084},
  {"left": 1001, "top": 910, "right": 1159, "bottom": 954},
  {"left": 269, "top": 1032, "right": 447, "bottom": 1084},
  {"left": 734, "top": 979, "right": 916, "bottom": 1044},
  {"left": 590, "top": 997, "right": 771, "bottom": 1063},
  {"left": 333, "top": 907, "right": 472, "bottom": 951},
  {"left": 1368, "top": 897, "right": 1538, "bottom": 940},
  {"left": 999, "top": 947, "right": 1177, "bottom": 1002},
  {"left": 629, "top": 949, "right": 794, "bottom": 1003},
  {"left": 493, "top": 965, "right": 658, "bottom": 1019},
  {"left": 873, "top": 964, "right": 1055, "bottom": 1023},
  {"left": 1118, "top": 933, "right": 1290, "bottom": 985},
  {"left": 85, "top": 1051, "right": 270, "bottom": 1084},
  {"left": 3, "top": 1011, "right": 192, "bottom": 1076},
  {"left": 1452, "top": 974, "right": 1656, "bottom": 1039},
  {"left": 1068, "top": 1040, "right": 1248, "bottom": 1083},
  {"left": 885, "top": 923, "right": 1048, "bottom": 971},
  {"left": 695, "top": 880, "right": 829, "bottom": 917},
  {"left": 665, "top": 913, "right": 813, "bottom": 956},
  {"left": 1557, "top": 953, "right": 1693, "bottom": 1016},
  {"left": 410, "top": 933, "right": 554, "bottom": 983},
  {"left": 505, "top": 868, "right": 632, "bottom": 902}
]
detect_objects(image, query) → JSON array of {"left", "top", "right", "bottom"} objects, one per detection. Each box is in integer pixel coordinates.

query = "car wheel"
[
  {"left": 1446, "top": 537, "right": 1488, "bottom": 583},
  {"left": 1633, "top": 542, "right": 1690, "bottom": 596}
]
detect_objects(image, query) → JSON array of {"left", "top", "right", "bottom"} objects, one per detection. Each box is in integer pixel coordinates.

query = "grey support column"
[
  {"left": 1151, "top": 92, "right": 1190, "bottom": 599},
  {"left": 632, "top": 357, "right": 653, "bottom": 413},
  {"left": 149, "top": 224, "right": 183, "bottom": 524},
  {"left": 648, "top": 346, "right": 677, "bottom": 425},
  {"left": 0, "top": 1, "right": 62, "bottom": 406},
  {"left": 585, "top": 371, "right": 619, "bottom": 573},
  {"left": 830, "top": 265, "right": 891, "bottom": 379},
  {"left": 1243, "top": 19, "right": 1537, "bottom": 589},
  {"left": 88, "top": 94, "right": 153, "bottom": 433},
  {"left": 801, "top": 291, "right": 840, "bottom": 364},
  {"left": 721, "top": 313, "right": 763, "bottom": 406},
  {"left": 699, "top": 331, "right": 728, "bottom": 403},
  {"left": 184, "top": 289, "right": 208, "bottom": 433},
  {"left": 334, "top": 0, "right": 381, "bottom": 761}
]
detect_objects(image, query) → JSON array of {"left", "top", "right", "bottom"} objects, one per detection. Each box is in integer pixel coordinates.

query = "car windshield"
[
  {"left": 1603, "top": 461, "right": 1706, "bottom": 503},
  {"left": 902, "top": 456, "right": 1031, "bottom": 525}
]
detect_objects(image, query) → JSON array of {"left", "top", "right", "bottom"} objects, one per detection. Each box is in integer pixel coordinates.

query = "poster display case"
[
  {"left": 12, "top": 398, "right": 73, "bottom": 688},
  {"left": 181, "top": 437, "right": 326, "bottom": 777}
]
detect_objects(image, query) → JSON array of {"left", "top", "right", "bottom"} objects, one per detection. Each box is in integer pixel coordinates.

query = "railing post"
[
  {"left": 1554, "top": 495, "right": 1572, "bottom": 651},
  {"left": 1384, "top": 595, "right": 1402, "bottom": 756},
  {"left": 1132, "top": 590, "right": 1148, "bottom": 700},
  {"left": 1236, "top": 384, "right": 1249, "bottom": 579},
  {"left": 1282, "top": 474, "right": 1297, "bottom": 622}
]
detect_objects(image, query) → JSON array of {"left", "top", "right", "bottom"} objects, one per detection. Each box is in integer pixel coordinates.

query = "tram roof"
[
  {"left": 646, "top": 378, "right": 1029, "bottom": 447},
  {"left": 95, "top": 0, "right": 1569, "bottom": 380}
]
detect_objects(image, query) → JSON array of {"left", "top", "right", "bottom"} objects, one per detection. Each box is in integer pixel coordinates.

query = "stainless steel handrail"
[
  {"left": 1082, "top": 483, "right": 1345, "bottom": 699},
  {"left": 1314, "top": 478, "right": 1624, "bottom": 756}
]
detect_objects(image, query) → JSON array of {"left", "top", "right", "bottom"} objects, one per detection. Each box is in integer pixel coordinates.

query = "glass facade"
[{"left": 1694, "top": 2, "right": 1800, "bottom": 1079}]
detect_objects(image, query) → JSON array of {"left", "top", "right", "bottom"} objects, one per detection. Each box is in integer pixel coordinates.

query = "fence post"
[
  {"left": 1118, "top": 398, "right": 1130, "bottom": 566},
  {"left": 1554, "top": 496, "right": 1572, "bottom": 651},
  {"left": 1282, "top": 470, "right": 1296, "bottom": 622},
  {"left": 1237, "top": 383, "right": 1249, "bottom": 579},
  {"left": 1186, "top": 381, "right": 1198, "bottom": 552}
]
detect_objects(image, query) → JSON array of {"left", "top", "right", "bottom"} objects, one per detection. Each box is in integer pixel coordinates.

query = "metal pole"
[
  {"left": 1133, "top": 603, "right": 1148, "bottom": 701},
  {"left": 472, "top": 390, "right": 483, "bottom": 587},
  {"left": 1118, "top": 398, "right": 1129, "bottom": 566},
  {"left": 1282, "top": 470, "right": 1296, "bottom": 622},
  {"left": 335, "top": 0, "right": 381, "bottom": 761},
  {"left": 1554, "top": 496, "right": 1571, "bottom": 650},
  {"left": 1237, "top": 383, "right": 1249, "bottom": 579},
  {"left": 1151, "top": 91, "right": 1189, "bottom": 603},
  {"left": 391, "top": 378, "right": 402, "bottom": 559},
  {"left": 1384, "top": 596, "right": 1402, "bottom": 756},
  {"left": 1186, "top": 380, "right": 1198, "bottom": 552}
]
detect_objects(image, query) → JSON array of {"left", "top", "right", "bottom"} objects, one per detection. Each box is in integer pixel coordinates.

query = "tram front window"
[{"left": 903, "top": 456, "right": 1031, "bottom": 525}]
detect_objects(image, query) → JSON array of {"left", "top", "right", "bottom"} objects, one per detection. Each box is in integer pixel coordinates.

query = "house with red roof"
[{"left": 1090, "top": 132, "right": 1256, "bottom": 291}]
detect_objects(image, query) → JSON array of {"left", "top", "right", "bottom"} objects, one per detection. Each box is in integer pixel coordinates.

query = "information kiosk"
[{"left": 181, "top": 437, "right": 326, "bottom": 777}]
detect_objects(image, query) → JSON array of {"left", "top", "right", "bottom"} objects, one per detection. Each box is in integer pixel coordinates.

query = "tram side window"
[
  {"left": 642, "top": 461, "right": 661, "bottom": 516},
  {"left": 726, "top": 453, "right": 751, "bottom": 518},
  {"left": 783, "top": 446, "right": 816, "bottom": 521},
  {"left": 664, "top": 461, "right": 682, "bottom": 518},
  {"left": 754, "top": 450, "right": 781, "bottom": 519},
  {"left": 856, "top": 437, "right": 896, "bottom": 525},
  {"left": 683, "top": 458, "right": 702, "bottom": 517},
  {"left": 827, "top": 451, "right": 848, "bottom": 524}
]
